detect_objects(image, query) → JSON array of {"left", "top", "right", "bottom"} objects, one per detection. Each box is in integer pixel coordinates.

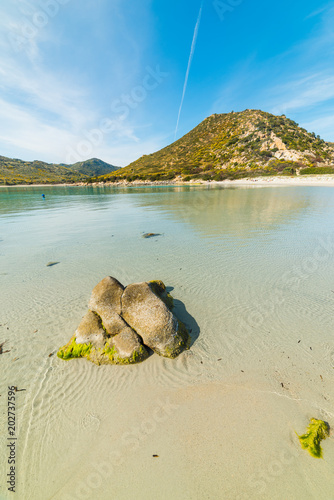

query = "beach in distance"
[
  {"left": 3, "top": 174, "right": 334, "bottom": 189},
  {"left": 92, "top": 174, "right": 334, "bottom": 187}
]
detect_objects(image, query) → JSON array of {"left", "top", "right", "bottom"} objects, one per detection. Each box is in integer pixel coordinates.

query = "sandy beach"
[
  {"left": 218, "top": 175, "right": 334, "bottom": 187},
  {"left": 2, "top": 174, "right": 334, "bottom": 189},
  {"left": 99, "top": 174, "right": 334, "bottom": 188},
  {"left": 93, "top": 174, "right": 334, "bottom": 188}
]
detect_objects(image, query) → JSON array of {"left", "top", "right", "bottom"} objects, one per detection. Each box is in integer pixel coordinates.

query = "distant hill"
[
  {"left": 99, "top": 110, "right": 334, "bottom": 182},
  {"left": 0, "top": 157, "right": 119, "bottom": 185},
  {"left": 69, "top": 158, "right": 119, "bottom": 177}
]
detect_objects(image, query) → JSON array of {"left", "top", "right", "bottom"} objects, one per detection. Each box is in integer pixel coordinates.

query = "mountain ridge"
[{"left": 0, "top": 157, "right": 119, "bottom": 185}]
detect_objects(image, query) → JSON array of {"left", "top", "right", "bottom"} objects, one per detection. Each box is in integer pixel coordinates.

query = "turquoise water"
[{"left": 1, "top": 184, "right": 334, "bottom": 500}]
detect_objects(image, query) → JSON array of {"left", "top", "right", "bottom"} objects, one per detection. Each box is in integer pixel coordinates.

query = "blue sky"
[{"left": 0, "top": 0, "right": 334, "bottom": 166}]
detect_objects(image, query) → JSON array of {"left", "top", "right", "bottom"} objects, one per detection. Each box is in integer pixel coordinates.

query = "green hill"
[
  {"left": 0, "top": 157, "right": 118, "bottom": 185},
  {"left": 69, "top": 158, "right": 119, "bottom": 177},
  {"left": 99, "top": 110, "right": 334, "bottom": 182}
]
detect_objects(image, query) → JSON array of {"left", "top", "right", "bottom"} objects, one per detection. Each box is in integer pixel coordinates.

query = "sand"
[{"left": 3, "top": 174, "right": 334, "bottom": 189}]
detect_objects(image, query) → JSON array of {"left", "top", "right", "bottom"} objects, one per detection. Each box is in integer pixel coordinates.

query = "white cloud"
[
  {"left": 89, "top": 135, "right": 168, "bottom": 167},
  {"left": 0, "top": 96, "right": 164, "bottom": 166},
  {"left": 271, "top": 74, "right": 334, "bottom": 115},
  {"left": 0, "top": 1, "right": 158, "bottom": 165},
  {"left": 304, "top": 2, "right": 333, "bottom": 20},
  {"left": 302, "top": 113, "right": 334, "bottom": 140},
  {"left": 0, "top": 98, "right": 79, "bottom": 160},
  {"left": 0, "top": 59, "right": 93, "bottom": 129}
]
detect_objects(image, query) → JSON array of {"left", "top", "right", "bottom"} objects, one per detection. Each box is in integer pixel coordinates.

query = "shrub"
[
  {"left": 282, "top": 167, "right": 296, "bottom": 175},
  {"left": 202, "top": 173, "right": 213, "bottom": 181},
  {"left": 300, "top": 167, "right": 334, "bottom": 175},
  {"left": 259, "top": 150, "right": 273, "bottom": 158}
]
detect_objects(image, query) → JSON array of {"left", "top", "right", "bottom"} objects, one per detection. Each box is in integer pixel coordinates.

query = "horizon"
[{"left": 1, "top": 1, "right": 334, "bottom": 166}]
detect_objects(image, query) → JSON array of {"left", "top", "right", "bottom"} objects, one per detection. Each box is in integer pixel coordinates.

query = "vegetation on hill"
[
  {"left": 69, "top": 158, "right": 119, "bottom": 177},
  {"left": 0, "top": 157, "right": 118, "bottom": 185},
  {"left": 97, "top": 110, "right": 334, "bottom": 182}
]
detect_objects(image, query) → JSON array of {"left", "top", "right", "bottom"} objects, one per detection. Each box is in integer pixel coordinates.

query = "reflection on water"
[
  {"left": 133, "top": 185, "right": 314, "bottom": 238},
  {"left": 0, "top": 184, "right": 322, "bottom": 239}
]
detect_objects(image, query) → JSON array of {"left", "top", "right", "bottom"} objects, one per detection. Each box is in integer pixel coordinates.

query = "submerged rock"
[
  {"left": 142, "top": 233, "right": 161, "bottom": 238},
  {"left": 57, "top": 276, "right": 189, "bottom": 365}
]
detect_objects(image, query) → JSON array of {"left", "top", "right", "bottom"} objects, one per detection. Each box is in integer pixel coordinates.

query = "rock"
[
  {"left": 148, "top": 280, "right": 174, "bottom": 310},
  {"left": 89, "top": 276, "right": 123, "bottom": 315},
  {"left": 75, "top": 310, "right": 106, "bottom": 348},
  {"left": 87, "top": 328, "right": 149, "bottom": 366},
  {"left": 122, "top": 282, "right": 189, "bottom": 358},
  {"left": 88, "top": 276, "right": 124, "bottom": 335},
  {"left": 142, "top": 233, "right": 161, "bottom": 238},
  {"left": 112, "top": 327, "right": 143, "bottom": 358},
  {"left": 57, "top": 276, "right": 189, "bottom": 365},
  {"left": 59, "top": 317, "right": 148, "bottom": 365},
  {"left": 107, "top": 327, "right": 148, "bottom": 364}
]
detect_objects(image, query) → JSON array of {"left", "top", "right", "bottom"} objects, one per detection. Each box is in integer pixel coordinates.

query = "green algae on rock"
[
  {"left": 297, "top": 418, "right": 330, "bottom": 458},
  {"left": 57, "top": 336, "right": 92, "bottom": 360},
  {"left": 148, "top": 280, "right": 174, "bottom": 310},
  {"left": 57, "top": 276, "right": 190, "bottom": 365}
]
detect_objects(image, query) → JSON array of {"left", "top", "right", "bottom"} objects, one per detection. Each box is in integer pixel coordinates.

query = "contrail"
[{"left": 174, "top": 3, "right": 203, "bottom": 141}]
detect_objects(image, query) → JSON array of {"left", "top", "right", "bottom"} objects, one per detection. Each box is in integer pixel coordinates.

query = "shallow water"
[{"left": 1, "top": 184, "right": 334, "bottom": 500}]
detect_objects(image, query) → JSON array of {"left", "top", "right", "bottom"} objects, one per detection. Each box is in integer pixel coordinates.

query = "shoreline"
[{"left": 2, "top": 174, "right": 334, "bottom": 188}]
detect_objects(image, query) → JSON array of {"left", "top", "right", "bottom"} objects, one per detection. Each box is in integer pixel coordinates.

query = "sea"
[{"left": 1, "top": 184, "right": 334, "bottom": 499}]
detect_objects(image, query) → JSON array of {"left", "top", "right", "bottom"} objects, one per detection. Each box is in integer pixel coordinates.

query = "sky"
[{"left": 0, "top": 0, "right": 334, "bottom": 166}]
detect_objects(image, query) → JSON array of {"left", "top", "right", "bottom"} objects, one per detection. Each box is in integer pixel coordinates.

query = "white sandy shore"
[
  {"left": 217, "top": 175, "right": 334, "bottom": 186},
  {"left": 2, "top": 174, "right": 334, "bottom": 188},
  {"left": 101, "top": 174, "right": 334, "bottom": 187}
]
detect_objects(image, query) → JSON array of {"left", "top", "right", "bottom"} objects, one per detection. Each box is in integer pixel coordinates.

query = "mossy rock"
[
  {"left": 297, "top": 418, "right": 330, "bottom": 458},
  {"left": 148, "top": 280, "right": 174, "bottom": 310},
  {"left": 163, "top": 320, "right": 190, "bottom": 358},
  {"left": 57, "top": 336, "right": 92, "bottom": 360},
  {"left": 122, "top": 281, "right": 189, "bottom": 358},
  {"left": 57, "top": 334, "right": 149, "bottom": 365},
  {"left": 57, "top": 276, "right": 190, "bottom": 366},
  {"left": 99, "top": 341, "right": 148, "bottom": 365}
]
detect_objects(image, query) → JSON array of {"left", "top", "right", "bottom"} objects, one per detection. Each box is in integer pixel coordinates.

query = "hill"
[
  {"left": 69, "top": 158, "right": 119, "bottom": 177},
  {"left": 0, "top": 157, "right": 118, "bottom": 185},
  {"left": 99, "top": 110, "right": 334, "bottom": 182}
]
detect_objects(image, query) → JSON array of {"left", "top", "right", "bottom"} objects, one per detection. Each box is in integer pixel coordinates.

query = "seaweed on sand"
[{"left": 297, "top": 418, "right": 330, "bottom": 458}]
